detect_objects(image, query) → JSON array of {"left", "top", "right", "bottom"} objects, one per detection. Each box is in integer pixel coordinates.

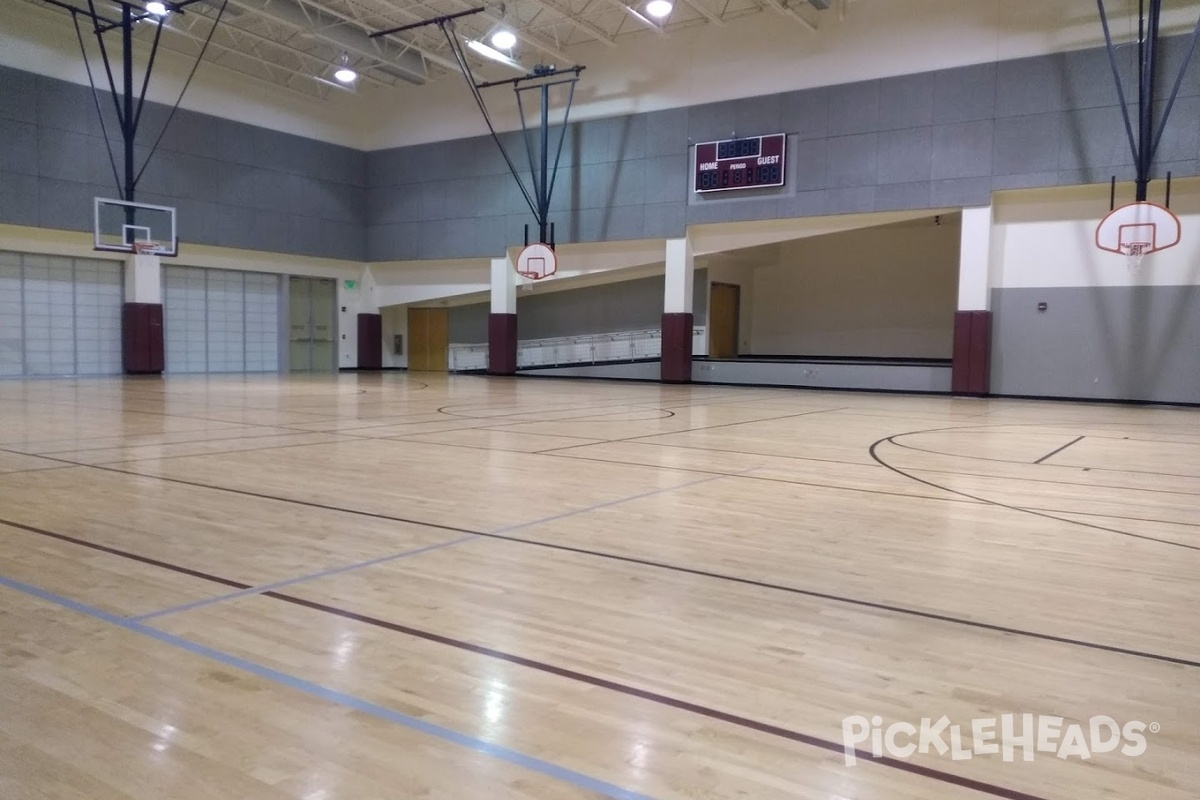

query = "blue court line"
[
  {"left": 131, "top": 534, "right": 479, "bottom": 621},
  {"left": 0, "top": 573, "right": 656, "bottom": 800},
  {"left": 488, "top": 469, "right": 756, "bottom": 535},
  {"left": 134, "top": 469, "right": 752, "bottom": 623}
]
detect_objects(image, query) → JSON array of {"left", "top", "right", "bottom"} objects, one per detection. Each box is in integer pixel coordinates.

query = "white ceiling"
[{"left": 3, "top": 0, "right": 1199, "bottom": 148}]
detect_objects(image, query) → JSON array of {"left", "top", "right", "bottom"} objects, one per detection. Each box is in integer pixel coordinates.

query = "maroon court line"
[
  {"left": 2, "top": 444, "right": 1195, "bottom": 670},
  {"left": 0, "top": 513, "right": 1048, "bottom": 800},
  {"left": 263, "top": 593, "right": 1050, "bottom": 800},
  {"left": 0, "top": 517, "right": 251, "bottom": 590}
]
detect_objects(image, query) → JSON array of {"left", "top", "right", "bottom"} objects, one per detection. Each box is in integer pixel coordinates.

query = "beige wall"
[{"left": 749, "top": 217, "right": 961, "bottom": 358}]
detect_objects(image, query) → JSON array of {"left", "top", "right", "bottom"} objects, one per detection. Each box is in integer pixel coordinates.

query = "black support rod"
[
  {"left": 1097, "top": 0, "right": 1140, "bottom": 168},
  {"left": 122, "top": 2, "right": 135, "bottom": 206},
  {"left": 1135, "top": 0, "right": 1163, "bottom": 200},
  {"left": 370, "top": 7, "right": 485, "bottom": 38}
]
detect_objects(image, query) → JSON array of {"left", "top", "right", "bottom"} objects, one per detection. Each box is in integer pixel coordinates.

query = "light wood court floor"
[{"left": 0, "top": 373, "right": 1197, "bottom": 799}]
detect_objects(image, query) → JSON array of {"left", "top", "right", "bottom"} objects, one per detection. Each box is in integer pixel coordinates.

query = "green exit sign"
[{"left": 344, "top": 280, "right": 357, "bottom": 290}]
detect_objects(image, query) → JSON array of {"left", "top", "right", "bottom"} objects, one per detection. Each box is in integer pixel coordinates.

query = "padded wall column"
[
  {"left": 662, "top": 237, "right": 694, "bottom": 383},
  {"left": 122, "top": 252, "right": 164, "bottom": 374},
  {"left": 952, "top": 207, "right": 993, "bottom": 394},
  {"left": 488, "top": 254, "right": 518, "bottom": 375},
  {"left": 354, "top": 266, "right": 383, "bottom": 369},
  {"left": 357, "top": 313, "right": 383, "bottom": 369}
]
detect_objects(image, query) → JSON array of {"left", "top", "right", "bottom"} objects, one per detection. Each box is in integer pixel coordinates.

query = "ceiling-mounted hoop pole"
[
  {"left": 373, "top": 8, "right": 587, "bottom": 245},
  {"left": 1149, "top": 12, "right": 1200, "bottom": 161},
  {"left": 40, "top": 0, "right": 212, "bottom": 209},
  {"left": 511, "top": 73, "right": 582, "bottom": 245},
  {"left": 1095, "top": 0, "right": 1197, "bottom": 203},
  {"left": 1097, "top": 0, "right": 1141, "bottom": 170}
]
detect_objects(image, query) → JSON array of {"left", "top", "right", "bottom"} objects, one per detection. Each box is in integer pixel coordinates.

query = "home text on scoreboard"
[{"left": 693, "top": 134, "right": 787, "bottom": 193}]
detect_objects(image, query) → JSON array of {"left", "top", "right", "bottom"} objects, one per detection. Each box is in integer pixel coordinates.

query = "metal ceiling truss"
[{"left": 19, "top": 0, "right": 847, "bottom": 98}]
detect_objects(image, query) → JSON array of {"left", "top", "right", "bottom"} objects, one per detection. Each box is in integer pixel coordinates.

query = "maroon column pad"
[
  {"left": 952, "top": 310, "right": 991, "bottom": 395},
  {"left": 488, "top": 313, "right": 518, "bottom": 375},
  {"left": 661, "top": 312, "right": 693, "bottom": 384},
  {"left": 122, "top": 302, "right": 164, "bottom": 375},
  {"left": 357, "top": 313, "right": 383, "bottom": 369}
]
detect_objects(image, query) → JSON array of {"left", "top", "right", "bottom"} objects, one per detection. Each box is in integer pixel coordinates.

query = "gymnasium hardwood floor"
[{"left": 0, "top": 372, "right": 1196, "bottom": 800}]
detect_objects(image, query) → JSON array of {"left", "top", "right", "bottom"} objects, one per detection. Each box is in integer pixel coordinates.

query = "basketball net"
[
  {"left": 132, "top": 241, "right": 160, "bottom": 256},
  {"left": 1121, "top": 242, "right": 1150, "bottom": 272}
]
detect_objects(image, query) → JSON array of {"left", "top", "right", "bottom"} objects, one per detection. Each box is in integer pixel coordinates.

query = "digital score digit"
[{"left": 694, "top": 133, "right": 787, "bottom": 194}]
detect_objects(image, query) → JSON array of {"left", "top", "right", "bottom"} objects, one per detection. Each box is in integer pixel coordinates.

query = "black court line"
[
  {"left": 905, "top": 465, "right": 1200, "bottom": 499},
  {"left": 533, "top": 406, "right": 849, "bottom": 455},
  {"left": 0, "top": 464, "right": 82, "bottom": 477},
  {"left": 95, "top": 437, "right": 367, "bottom": 465},
  {"left": 543, "top": 450, "right": 982, "bottom": 506},
  {"left": 15, "top": 427, "right": 329, "bottom": 456},
  {"left": 0, "top": 514, "right": 1050, "bottom": 800},
  {"left": 872, "top": 434, "right": 1200, "bottom": 553},
  {"left": 1034, "top": 435, "right": 1085, "bottom": 464},
  {"left": 2, "top": 444, "right": 1195, "bottom": 670},
  {"left": 883, "top": 431, "right": 1200, "bottom": 482},
  {"left": 1021, "top": 506, "right": 1200, "bottom": 531}
]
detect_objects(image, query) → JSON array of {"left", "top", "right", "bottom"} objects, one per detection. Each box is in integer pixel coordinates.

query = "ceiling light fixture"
[
  {"left": 490, "top": 29, "right": 517, "bottom": 50},
  {"left": 333, "top": 53, "right": 357, "bottom": 84},
  {"left": 145, "top": 1, "right": 169, "bottom": 15},
  {"left": 466, "top": 39, "right": 525, "bottom": 72},
  {"left": 645, "top": 0, "right": 673, "bottom": 18}
]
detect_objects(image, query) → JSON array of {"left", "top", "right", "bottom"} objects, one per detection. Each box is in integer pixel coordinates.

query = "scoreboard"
[{"left": 694, "top": 134, "right": 787, "bottom": 193}]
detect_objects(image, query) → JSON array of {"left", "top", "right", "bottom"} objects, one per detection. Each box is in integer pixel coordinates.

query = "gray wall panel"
[
  {"left": 644, "top": 107, "right": 689, "bottom": 157},
  {"left": 643, "top": 202, "right": 687, "bottom": 239},
  {"left": 826, "top": 133, "right": 879, "bottom": 187},
  {"left": 991, "top": 286, "right": 1200, "bottom": 404},
  {"left": 876, "top": 127, "right": 932, "bottom": 184},
  {"left": 827, "top": 80, "right": 880, "bottom": 137},
  {"left": 992, "top": 113, "right": 1064, "bottom": 175},
  {"left": 0, "top": 118, "right": 38, "bottom": 176},
  {"left": 878, "top": 73, "right": 934, "bottom": 131},
  {"left": 932, "top": 62, "right": 997, "bottom": 124},
  {"left": 931, "top": 120, "right": 994, "bottom": 179},
  {"left": 0, "top": 66, "right": 37, "bottom": 124},
  {"left": 875, "top": 181, "right": 931, "bottom": 211},
  {"left": 7, "top": 36, "right": 1200, "bottom": 264},
  {"left": 1, "top": 67, "right": 366, "bottom": 260},
  {"left": 780, "top": 87, "right": 831, "bottom": 141},
  {"left": 826, "top": 186, "right": 877, "bottom": 214},
  {"left": 0, "top": 172, "right": 40, "bottom": 227}
]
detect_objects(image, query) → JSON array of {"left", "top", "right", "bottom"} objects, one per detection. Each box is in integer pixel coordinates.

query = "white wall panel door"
[
  {"left": 73, "top": 258, "right": 123, "bottom": 375},
  {"left": 164, "top": 265, "right": 281, "bottom": 374},
  {"left": 0, "top": 251, "right": 122, "bottom": 377}
]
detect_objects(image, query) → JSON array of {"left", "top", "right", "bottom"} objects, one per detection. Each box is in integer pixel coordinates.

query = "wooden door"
[
  {"left": 709, "top": 283, "right": 740, "bottom": 359},
  {"left": 407, "top": 307, "right": 448, "bottom": 372}
]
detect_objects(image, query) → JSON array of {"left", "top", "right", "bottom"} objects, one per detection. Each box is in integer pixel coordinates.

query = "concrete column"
[
  {"left": 952, "top": 206, "right": 993, "bottom": 395},
  {"left": 121, "top": 252, "right": 163, "bottom": 374},
  {"left": 488, "top": 254, "right": 518, "bottom": 375},
  {"left": 662, "top": 237, "right": 694, "bottom": 383}
]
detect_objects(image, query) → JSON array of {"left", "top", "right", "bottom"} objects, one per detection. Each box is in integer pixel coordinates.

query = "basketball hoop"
[
  {"left": 516, "top": 242, "right": 557, "bottom": 280},
  {"left": 1095, "top": 201, "right": 1180, "bottom": 273},
  {"left": 132, "top": 240, "right": 162, "bottom": 256},
  {"left": 1121, "top": 242, "right": 1150, "bottom": 271}
]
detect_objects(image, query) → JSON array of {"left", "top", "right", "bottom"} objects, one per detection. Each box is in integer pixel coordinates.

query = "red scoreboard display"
[{"left": 693, "top": 134, "right": 787, "bottom": 193}]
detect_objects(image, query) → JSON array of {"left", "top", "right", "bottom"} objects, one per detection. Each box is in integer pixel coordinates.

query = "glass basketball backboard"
[{"left": 94, "top": 197, "right": 178, "bottom": 256}]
